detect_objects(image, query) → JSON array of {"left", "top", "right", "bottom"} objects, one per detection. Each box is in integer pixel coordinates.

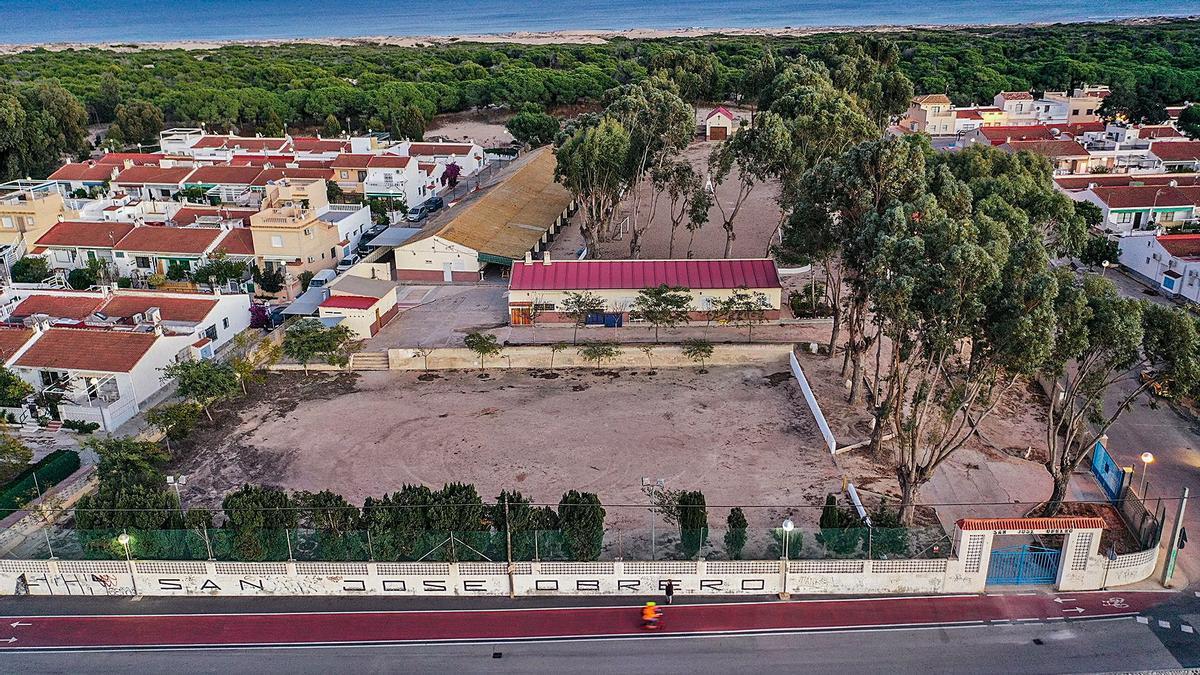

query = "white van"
[{"left": 308, "top": 269, "right": 337, "bottom": 288}]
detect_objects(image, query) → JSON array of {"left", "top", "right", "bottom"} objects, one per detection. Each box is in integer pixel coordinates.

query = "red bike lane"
[{"left": 0, "top": 590, "right": 1174, "bottom": 650}]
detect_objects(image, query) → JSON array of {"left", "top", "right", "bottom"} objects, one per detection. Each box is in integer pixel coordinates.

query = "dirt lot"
[
  {"left": 170, "top": 366, "right": 842, "bottom": 530},
  {"left": 548, "top": 138, "right": 784, "bottom": 261},
  {"left": 426, "top": 109, "right": 513, "bottom": 149}
]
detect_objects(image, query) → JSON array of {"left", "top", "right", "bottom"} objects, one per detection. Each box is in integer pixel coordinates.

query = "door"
[
  {"left": 1133, "top": 212, "right": 1143, "bottom": 229},
  {"left": 986, "top": 544, "right": 1060, "bottom": 585},
  {"left": 442, "top": 262, "right": 453, "bottom": 283},
  {"left": 709, "top": 126, "right": 727, "bottom": 141},
  {"left": 511, "top": 307, "right": 532, "bottom": 325}
]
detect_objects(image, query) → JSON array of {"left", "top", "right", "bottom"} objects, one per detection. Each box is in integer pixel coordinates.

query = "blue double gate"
[
  {"left": 986, "top": 544, "right": 1061, "bottom": 585},
  {"left": 1090, "top": 439, "right": 1125, "bottom": 502}
]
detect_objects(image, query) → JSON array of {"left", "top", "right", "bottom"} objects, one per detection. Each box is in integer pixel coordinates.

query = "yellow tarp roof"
[{"left": 418, "top": 148, "right": 572, "bottom": 260}]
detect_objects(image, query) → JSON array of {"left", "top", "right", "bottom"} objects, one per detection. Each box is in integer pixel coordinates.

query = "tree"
[
  {"left": 463, "top": 332, "right": 501, "bottom": 370},
  {"left": 66, "top": 267, "right": 97, "bottom": 290},
  {"left": 639, "top": 344, "right": 654, "bottom": 368},
  {"left": 229, "top": 331, "right": 279, "bottom": 394},
  {"left": 716, "top": 288, "right": 771, "bottom": 342},
  {"left": 0, "top": 432, "right": 32, "bottom": 485},
  {"left": 321, "top": 113, "right": 342, "bottom": 137},
  {"left": 489, "top": 489, "right": 559, "bottom": 561},
  {"left": 630, "top": 284, "right": 692, "bottom": 342},
  {"left": 554, "top": 115, "right": 631, "bottom": 254},
  {"left": 578, "top": 341, "right": 621, "bottom": 368},
  {"left": 192, "top": 252, "right": 247, "bottom": 289},
  {"left": 9, "top": 257, "right": 50, "bottom": 283},
  {"left": 161, "top": 359, "right": 241, "bottom": 421},
  {"left": 1079, "top": 235, "right": 1120, "bottom": 268},
  {"left": 326, "top": 180, "right": 344, "bottom": 203},
  {"left": 677, "top": 490, "right": 708, "bottom": 558},
  {"left": 299, "top": 270, "right": 315, "bottom": 292},
  {"left": 282, "top": 318, "right": 356, "bottom": 372},
  {"left": 1180, "top": 105, "right": 1200, "bottom": 140},
  {"left": 506, "top": 103, "right": 560, "bottom": 146},
  {"left": 73, "top": 438, "right": 177, "bottom": 535},
  {"left": 413, "top": 345, "right": 433, "bottom": 370},
  {"left": 1039, "top": 273, "right": 1200, "bottom": 516},
  {"left": 707, "top": 111, "right": 790, "bottom": 257},
  {"left": 428, "top": 482, "right": 484, "bottom": 561},
  {"left": 362, "top": 485, "right": 434, "bottom": 561},
  {"left": 681, "top": 338, "right": 714, "bottom": 368},
  {"left": 818, "top": 494, "right": 862, "bottom": 555},
  {"left": 558, "top": 490, "right": 605, "bottom": 561},
  {"left": 106, "top": 101, "right": 164, "bottom": 147},
  {"left": 221, "top": 485, "right": 296, "bottom": 561},
  {"left": 549, "top": 342, "right": 568, "bottom": 369},
  {"left": 724, "top": 507, "right": 748, "bottom": 560},
  {"left": 249, "top": 304, "right": 271, "bottom": 330},
  {"left": 145, "top": 401, "right": 203, "bottom": 453},
  {"left": 559, "top": 291, "right": 605, "bottom": 344},
  {"left": 252, "top": 265, "right": 285, "bottom": 294},
  {"left": 441, "top": 162, "right": 462, "bottom": 188},
  {"left": 0, "top": 367, "right": 33, "bottom": 407},
  {"left": 655, "top": 160, "right": 702, "bottom": 258}
]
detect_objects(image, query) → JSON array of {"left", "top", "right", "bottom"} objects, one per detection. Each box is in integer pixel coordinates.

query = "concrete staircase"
[{"left": 350, "top": 352, "right": 390, "bottom": 371}]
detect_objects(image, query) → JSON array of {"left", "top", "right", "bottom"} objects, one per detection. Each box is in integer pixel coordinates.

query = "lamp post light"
[
  {"left": 166, "top": 474, "right": 187, "bottom": 518},
  {"left": 1100, "top": 260, "right": 1110, "bottom": 277},
  {"left": 779, "top": 519, "right": 795, "bottom": 600},
  {"left": 1101, "top": 545, "right": 1118, "bottom": 590},
  {"left": 117, "top": 531, "right": 138, "bottom": 596},
  {"left": 1139, "top": 452, "right": 1155, "bottom": 497}
]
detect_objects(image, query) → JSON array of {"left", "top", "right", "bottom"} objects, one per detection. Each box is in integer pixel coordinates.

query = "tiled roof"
[
  {"left": 1139, "top": 126, "right": 1183, "bottom": 139},
  {"left": 706, "top": 106, "right": 736, "bottom": 120},
  {"left": 10, "top": 294, "right": 106, "bottom": 321},
  {"left": 96, "top": 152, "right": 165, "bottom": 166},
  {"left": 367, "top": 155, "right": 413, "bottom": 169},
  {"left": 251, "top": 168, "right": 333, "bottom": 186},
  {"left": 955, "top": 109, "right": 983, "bottom": 120},
  {"left": 977, "top": 125, "right": 1057, "bottom": 144},
  {"left": 191, "top": 136, "right": 289, "bottom": 152},
  {"left": 35, "top": 221, "right": 136, "bottom": 249},
  {"left": 185, "top": 165, "right": 264, "bottom": 185},
  {"left": 100, "top": 294, "right": 218, "bottom": 323},
  {"left": 213, "top": 227, "right": 255, "bottom": 256},
  {"left": 0, "top": 327, "right": 34, "bottom": 363},
  {"left": 48, "top": 162, "right": 117, "bottom": 182},
  {"left": 294, "top": 159, "right": 334, "bottom": 169},
  {"left": 292, "top": 137, "right": 351, "bottom": 153},
  {"left": 417, "top": 162, "right": 438, "bottom": 174},
  {"left": 912, "top": 94, "right": 951, "bottom": 106},
  {"left": 113, "top": 165, "right": 194, "bottom": 186},
  {"left": 332, "top": 153, "right": 374, "bottom": 169},
  {"left": 169, "top": 207, "right": 256, "bottom": 227},
  {"left": 406, "top": 142, "right": 479, "bottom": 156},
  {"left": 320, "top": 294, "right": 379, "bottom": 310},
  {"left": 1060, "top": 121, "right": 1106, "bottom": 135},
  {"left": 509, "top": 258, "right": 782, "bottom": 291},
  {"left": 1091, "top": 185, "right": 1196, "bottom": 209},
  {"left": 1150, "top": 141, "right": 1200, "bottom": 163},
  {"left": 229, "top": 154, "right": 294, "bottom": 167},
  {"left": 114, "top": 226, "right": 224, "bottom": 255},
  {"left": 997, "top": 91, "right": 1034, "bottom": 100},
  {"left": 1158, "top": 234, "right": 1200, "bottom": 259},
  {"left": 1055, "top": 173, "right": 1200, "bottom": 191},
  {"left": 957, "top": 517, "right": 1104, "bottom": 531},
  {"left": 1002, "top": 139, "right": 1090, "bottom": 158},
  {"left": 15, "top": 328, "right": 158, "bottom": 373}
]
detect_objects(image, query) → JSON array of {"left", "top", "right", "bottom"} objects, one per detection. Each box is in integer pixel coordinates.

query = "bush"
[
  {"left": 66, "top": 267, "right": 98, "bottom": 290},
  {"left": 61, "top": 419, "right": 100, "bottom": 434},
  {"left": 818, "top": 494, "right": 863, "bottom": 556},
  {"left": 724, "top": 507, "right": 748, "bottom": 559},
  {"left": 788, "top": 283, "right": 832, "bottom": 318},
  {"left": 116, "top": 276, "right": 133, "bottom": 288},
  {"left": 677, "top": 490, "right": 708, "bottom": 558},
  {"left": 10, "top": 257, "right": 50, "bottom": 284},
  {"left": 0, "top": 449, "right": 81, "bottom": 518}
]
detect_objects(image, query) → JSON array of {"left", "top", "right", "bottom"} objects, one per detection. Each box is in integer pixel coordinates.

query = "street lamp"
[
  {"left": 166, "top": 474, "right": 187, "bottom": 518},
  {"left": 1101, "top": 545, "right": 1118, "bottom": 590},
  {"left": 1139, "top": 452, "right": 1155, "bottom": 497},
  {"left": 117, "top": 531, "right": 138, "bottom": 596},
  {"left": 779, "top": 519, "right": 795, "bottom": 600},
  {"left": 1100, "top": 260, "right": 1110, "bottom": 277}
]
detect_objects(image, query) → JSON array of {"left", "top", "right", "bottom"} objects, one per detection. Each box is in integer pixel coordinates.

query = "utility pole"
[
  {"left": 504, "top": 495, "right": 515, "bottom": 598},
  {"left": 1162, "top": 487, "right": 1188, "bottom": 587}
]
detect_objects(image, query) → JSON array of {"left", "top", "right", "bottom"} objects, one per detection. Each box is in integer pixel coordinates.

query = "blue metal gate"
[
  {"left": 986, "top": 545, "right": 1061, "bottom": 585},
  {"left": 1090, "top": 439, "right": 1124, "bottom": 502}
]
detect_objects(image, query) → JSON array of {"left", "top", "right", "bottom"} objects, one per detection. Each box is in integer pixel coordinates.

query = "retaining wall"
[{"left": 386, "top": 343, "right": 796, "bottom": 371}]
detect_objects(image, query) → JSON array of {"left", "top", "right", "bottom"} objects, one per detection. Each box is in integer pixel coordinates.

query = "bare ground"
[{"left": 168, "top": 366, "right": 842, "bottom": 530}]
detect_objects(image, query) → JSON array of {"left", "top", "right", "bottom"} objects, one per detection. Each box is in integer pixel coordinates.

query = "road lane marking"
[
  {"left": 1136, "top": 616, "right": 1149, "bottom": 624},
  {"left": 1181, "top": 625, "right": 1194, "bottom": 634},
  {"left": 1159, "top": 620, "right": 1171, "bottom": 629}
]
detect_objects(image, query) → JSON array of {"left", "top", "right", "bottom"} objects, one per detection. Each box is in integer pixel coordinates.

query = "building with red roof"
[
  {"left": 111, "top": 165, "right": 196, "bottom": 201},
  {"left": 33, "top": 220, "right": 137, "bottom": 270},
  {"left": 507, "top": 257, "right": 783, "bottom": 325},
  {"left": 96, "top": 152, "right": 167, "bottom": 166},
  {"left": 47, "top": 162, "right": 119, "bottom": 193},
  {"left": 1118, "top": 232, "right": 1200, "bottom": 306},
  {"left": 1149, "top": 141, "right": 1200, "bottom": 172},
  {"left": 704, "top": 106, "right": 737, "bottom": 141},
  {"left": 0, "top": 327, "right": 35, "bottom": 365},
  {"left": 251, "top": 167, "right": 334, "bottom": 187},
  {"left": 1080, "top": 183, "right": 1200, "bottom": 235},
  {"left": 999, "top": 139, "right": 1091, "bottom": 174},
  {"left": 9, "top": 294, "right": 107, "bottom": 321}
]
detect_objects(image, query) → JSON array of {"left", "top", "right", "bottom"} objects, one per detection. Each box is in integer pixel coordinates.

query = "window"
[
  {"left": 1086, "top": 108, "right": 1094, "bottom": 115},
  {"left": 1116, "top": 212, "right": 1134, "bottom": 224},
  {"left": 54, "top": 250, "right": 72, "bottom": 263},
  {"left": 135, "top": 256, "right": 151, "bottom": 269},
  {"left": 1016, "top": 104, "right": 1024, "bottom": 112},
  {"left": 271, "top": 235, "right": 283, "bottom": 248},
  {"left": 204, "top": 325, "right": 218, "bottom": 341},
  {"left": 1072, "top": 109, "right": 1080, "bottom": 116},
  {"left": 222, "top": 317, "right": 230, "bottom": 329},
  {"left": 533, "top": 303, "right": 556, "bottom": 312},
  {"left": 303, "top": 227, "right": 312, "bottom": 237},
  {"left": 114, "top": 251, "right": 125, "bottom": 258},
  {"left": 0, "top": 216, "right": 13, "bottom": 229},
  {"left": 340, "top": 171, "right": 349, "bottom": 179},
  {"left": 330, "top": 247, "right": 336, "bottom": 259}
]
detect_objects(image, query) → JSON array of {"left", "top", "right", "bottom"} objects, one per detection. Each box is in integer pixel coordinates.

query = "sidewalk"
[{"left": 494, "top": 320, "right": 832, "bottom": 346}]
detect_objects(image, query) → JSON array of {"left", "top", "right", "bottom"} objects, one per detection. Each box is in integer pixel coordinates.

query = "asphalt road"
[{"left": 3, "top": 617, "right": 1191, "bottom": 674}]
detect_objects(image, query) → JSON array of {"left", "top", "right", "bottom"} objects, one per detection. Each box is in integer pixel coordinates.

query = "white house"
[
  {"left": 32, "top": 220, "right": 137, "bottom": 272},
  {"left": 1075, "top": 184, "right": 1200, "bottom": 235},
  {"left": 361, "top": 155, "right": 428, "bottom": 206},
  {"left": 1117, "top": 233, "right": 1200, "bottom": 304},
  {"left": 395, "top": 141, "right": 486, "bottom": 176},
  {"left": 705, "top": 107, "right": 737, "bottom": 141}
]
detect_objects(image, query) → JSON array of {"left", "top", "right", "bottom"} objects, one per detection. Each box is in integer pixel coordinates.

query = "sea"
[{"left": 0, "top": 0, "right": 1195, "bottom": 44}]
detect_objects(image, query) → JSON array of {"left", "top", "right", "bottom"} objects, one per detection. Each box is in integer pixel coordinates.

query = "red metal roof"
[
  {"left": 509, "top": 259, "right": 782, "bottom": 291},
  {"left": 320, "top": 294, "right": 379, "bottom": 310},
  {"left": 1158, "top": 234, "right": 1200, "bottom": 259},
  {"left": 957, "top": 517, "right": 1104, "bottom": 531},
  {"left": 706, "top": 106, "right": 735, "bottom": 121}
]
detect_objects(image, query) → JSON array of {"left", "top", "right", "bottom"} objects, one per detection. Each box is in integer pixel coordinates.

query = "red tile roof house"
[
  {"left": 507, "top": 257, "right": 783, "bottom": 326},
  {"left": 1117, "top": 232, "right": 1200, "bottom": 305},
  {"left": 999, "top": 139, "right": 1091, "bottom": 174},
  {"left": 110, "top": 165, "right": 196, "bottom": 201},
  {"left": 47, "top": 161, "right": 119, "bottom": 194},
  {"left": 1148, "top": 141, "right": 1200, "bottom": 172},
  {"left": 1077, "top": 184, "right": 1200, "bottom": 235},
  {"left": 395, "top": 140, "right": 487, "bottom": 176},
  {"left": 10, "top": 325, "right": 200, "bottom": 432},
  {"left": 111, "top": 225, "right": 233, "bottom": 279},
  {"left": 705, "top": 106, "right": 737, "bottom": 141},
  {"left": 31, "top": 220, "right": 137, "bottom": 273},
  {"left": 5, "top": 287, "right": 251, "bottom": 355}
]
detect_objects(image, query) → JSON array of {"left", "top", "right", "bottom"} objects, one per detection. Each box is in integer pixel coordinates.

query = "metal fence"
[{"left": 8, "top": 524, "right": 952, "bottom": 564}]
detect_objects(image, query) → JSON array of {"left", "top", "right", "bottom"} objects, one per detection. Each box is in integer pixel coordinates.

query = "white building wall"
[
  {"left": 393, "top": 236, "right": 481, "bottom": 276},
  {"left": 1118, "top": 233, "right": 1200, "bottom": 303}
]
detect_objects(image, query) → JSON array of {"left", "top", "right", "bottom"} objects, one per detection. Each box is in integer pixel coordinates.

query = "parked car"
[
  {"left": 406, "top": 205, "right": 430, "bottom": 222},
  {"left": 308, "top": 269, "right": 337, "bottom": 288},
  {"left": 336, "top": 254, "right": 361, "bottom": 273},
  {"left": 425, "top": 195, "right": 445, "bottom": 212}
]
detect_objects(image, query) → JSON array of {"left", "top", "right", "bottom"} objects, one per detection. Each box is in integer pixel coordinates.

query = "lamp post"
[
  {"left": 117, "top": 531, "right": 138, "bottom": 596},
  {"left": 166, "top": 474, "right": 187, "bottom": 518},
  {"left": 1139, "top": 452, "right": 1154, "bottom": 497},
  {"left": 1100, "top": 260, "right": 1110, "bottom": 277},
  {"left": 1101, "top": 545, "right": 1117, "bottom": 590},
  {"left": 779, "top": 519, "right": 795, "bottom": 600}
]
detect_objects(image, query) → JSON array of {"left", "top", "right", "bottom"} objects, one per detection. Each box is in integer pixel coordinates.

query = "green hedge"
[{"left": 0, "top": 449, "right": 81, "bottom": 519}]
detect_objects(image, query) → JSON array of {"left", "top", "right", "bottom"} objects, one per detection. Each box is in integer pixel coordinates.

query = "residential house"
[
  {"left": 362, "top": 155, "right": 428, "bottom": 206},
  {"left": 902, "top": 94, "right": 955, "bottom": 135},
  {"left": 331, "top": 154, "right": 373, "bottom": 194},
  {"left": 32, "top": 220, "right": 136, "bottom": 272},
  {"left": 1148, "top": 142, "right": 1200, "bottom": 173},
  {"left": 182, "top": 165, "right": 264, "bottom": 204},
  {"left": 0, "top": 181, "right": 73, "bottom": 265},
  {"left": 396, "top": 141, "right": 486, "bottom": 176},
  {"left": 507, "top": 257, "right": 783, "bottom": 325},
  {"left": 112, "top": 225, "right": 230, "bottom": 279},
  {"left": 249, "top": 179, "right": 344, "bottom": 298},
  {"left": 993, "top": 92, "right": 1040, "bottom": 126},
  {"left": 998, "top": 139, "right": 1091, "bottom": 174},
  {"left": 47, "top": 161, "right": 119, "bottom": 195},
  {"left": 315, "top": 265, "right": 399, "bottom": 339},
  {"left": 1055, "top": 173, "right": 1200, "bottom": 193},
  {"left": 1075, "top": 184, "right": 1200, "bottom": 235},
  {"left": 1117, "top": 233, "right": 1200, "bottom": 304},
  {"left": 392, "top": 148, "right": 572, "bottom": 282},
  {"left": 251, "top": 167, "right": 334, "bottom": 192},
  {"left": 962, "top": 125, "right": 1060, "bottom": 147},
  {"left": 111, "top": 165, "right": 196, "bottom": 201},
  {"left": 705, "top": 106, "right": 738, "bottom": 140}
]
